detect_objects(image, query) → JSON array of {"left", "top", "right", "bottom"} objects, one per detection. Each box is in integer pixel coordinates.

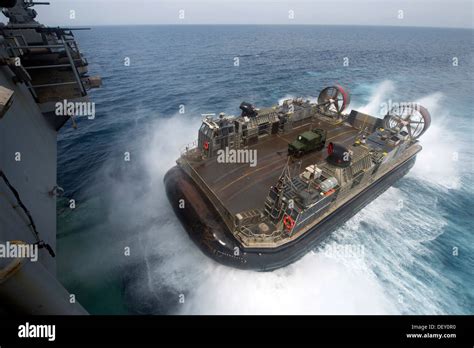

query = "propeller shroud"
[
  {"left": 317, "top": 85, "right": 350, "bottom": 114},
  {"left": 383, "top": 103, "right": 431, "bottom": 140}
]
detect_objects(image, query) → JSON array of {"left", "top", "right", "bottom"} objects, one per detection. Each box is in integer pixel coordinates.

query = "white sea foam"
[
  {"left": 353, "top": 80, "right": 395, "bottom": 116},
  {"left": 408, "top": 92, "right": 462, "bottom": 190},
  {"left": 278, "top": 94, "right": 295, "bottom": 105}
]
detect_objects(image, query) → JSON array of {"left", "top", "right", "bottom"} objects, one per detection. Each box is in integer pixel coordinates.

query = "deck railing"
[
  {"left": 180, "top": 140, "right": 198, "bottom": 155},
  {"left": 3, "top": 29, "right": 88, "bottom": 100}
]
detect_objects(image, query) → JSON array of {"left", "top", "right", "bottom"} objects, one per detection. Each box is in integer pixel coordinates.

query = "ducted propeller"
[
  {"left": 317, "top": 85, "right": 350, "bottom": 115},
  {"left": 383, "top": 103, "right": 431, "bottom": 140}
]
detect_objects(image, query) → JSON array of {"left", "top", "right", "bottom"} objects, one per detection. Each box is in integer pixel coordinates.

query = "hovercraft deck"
[{"left": 165, "top": 86, "right": 431, "bottom": 270}]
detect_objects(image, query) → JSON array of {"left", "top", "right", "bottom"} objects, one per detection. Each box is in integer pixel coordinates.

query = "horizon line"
[{"left": 55, "top": 23, "right": 474, "bottom": 30}]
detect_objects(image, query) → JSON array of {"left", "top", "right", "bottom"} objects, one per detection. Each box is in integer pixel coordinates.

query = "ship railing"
[
  {"left": 180, "top": 140, "right": 198, "bottom": 155},
  {"left": 237, "top": 225, "right": 282, "bottom": 244},
  {"left": 3, "top": 29, "right": 88, "bottom": 98},
  {"left": 238, "top": 233, "right": 285, "bottom": 247}
]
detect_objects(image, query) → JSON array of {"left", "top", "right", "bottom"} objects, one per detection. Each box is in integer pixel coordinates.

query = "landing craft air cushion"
[{"left": 164, "top": 85, "right": 431, "bottom": 271}]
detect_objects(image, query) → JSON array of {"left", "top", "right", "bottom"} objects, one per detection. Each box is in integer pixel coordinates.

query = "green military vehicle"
[{"left": 288, "top": 128, "right": 327, "bottom": 157}]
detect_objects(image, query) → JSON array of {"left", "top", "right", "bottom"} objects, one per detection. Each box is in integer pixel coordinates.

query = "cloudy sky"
[{"left": 8, "top": 0, "right": 474, "bottom": 28}]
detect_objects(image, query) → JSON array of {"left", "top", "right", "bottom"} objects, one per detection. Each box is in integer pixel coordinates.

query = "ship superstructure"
[
  {"left": 0, "top": 0, "right": 100, "bottom": 313},
  {"left": 165, "top": 85, "right": 431, "bottom": 270}
]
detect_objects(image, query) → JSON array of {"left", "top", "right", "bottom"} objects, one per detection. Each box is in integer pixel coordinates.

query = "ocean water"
[{"left": 57, "top": 25, "right": 473, "bottom": 314}]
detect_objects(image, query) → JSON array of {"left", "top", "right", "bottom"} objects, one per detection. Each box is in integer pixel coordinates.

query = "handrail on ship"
[
  {"left": 180, "top": 140, "right": 198, "bottom": 155},
  {"left": 3, "top": 28, "right": 88, "bottom": 97}
]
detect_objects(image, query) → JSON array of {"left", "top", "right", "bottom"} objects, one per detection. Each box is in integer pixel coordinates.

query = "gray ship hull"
[
  {"left": 164, "top": 153, "right": 417, "bottom": 271},
  {"left": 0, "top": 0, "right": 99, "bottom": 314}
]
